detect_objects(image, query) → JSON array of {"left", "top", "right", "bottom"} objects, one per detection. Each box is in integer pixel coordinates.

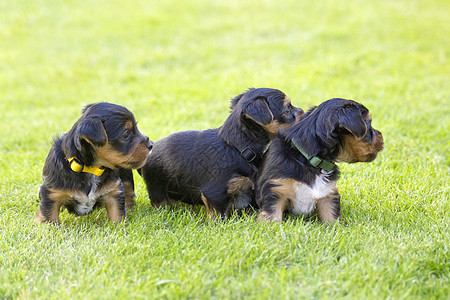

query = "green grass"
[{"left": 1, "top": 0, "right": 449, "bottom": 298}]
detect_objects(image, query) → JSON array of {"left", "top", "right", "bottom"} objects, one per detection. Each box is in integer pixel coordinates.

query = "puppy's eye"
[
  {"left": 285, "top": 107, "right": 292, "bottom": 115},
  {"left": 122, "top": 130, "right": 132, "bottom": 140}
]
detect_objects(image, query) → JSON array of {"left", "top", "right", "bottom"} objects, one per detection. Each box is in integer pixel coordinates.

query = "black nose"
[{"left": 147, "top": 139, "right": 154, "bottom": 150}]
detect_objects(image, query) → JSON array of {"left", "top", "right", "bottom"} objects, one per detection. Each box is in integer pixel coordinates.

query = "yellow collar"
[{"left": 68, "top": 157, "right": 105, "bottom": 176}]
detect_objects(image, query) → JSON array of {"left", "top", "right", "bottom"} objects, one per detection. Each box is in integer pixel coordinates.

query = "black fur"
[
  {"left": 37, "top": 102, "right": 153, "bottom": 224},
  {"left": 257, "top": 98, "right": 384, "bottom": 223},
  {"left": 140, "top": 88, "right": 303, "bottom": 217}
]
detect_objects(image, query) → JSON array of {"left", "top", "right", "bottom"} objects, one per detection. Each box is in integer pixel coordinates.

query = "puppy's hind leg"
[
  {"left": 141, "top": 168, "right": 175, "bottom": 208},
  {"left": 257, "top": 179, "right": 293, "bottom": 222},
  {"left": 201, "top": 182, "right": 231, "bottom": 219}
]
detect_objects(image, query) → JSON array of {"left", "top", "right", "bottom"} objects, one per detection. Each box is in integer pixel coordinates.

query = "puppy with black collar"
[
  {"left": 257, "top": 98, "right": 384, "bottom": 223},
  {"left": 36, "top": 102, "right": 153, "bottom": 224},
  {"left": 140, "top": 88, "right": 303, "bottom": 217}
]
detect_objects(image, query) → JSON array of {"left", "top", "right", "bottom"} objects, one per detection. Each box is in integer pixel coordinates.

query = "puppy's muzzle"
[
  {"left": 146, "top": 138, "right": 154, "bottom": 151},
  {"left": 374, "top": 130, "right": 384, "bottom": 151},
  {"left": 294, "top": 107, "right": 304, "bottom": 122}
]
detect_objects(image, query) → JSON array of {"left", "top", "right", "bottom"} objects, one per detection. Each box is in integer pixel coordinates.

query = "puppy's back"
[{"left": 140, "top": 129, "right": 239, "bottom": 205}]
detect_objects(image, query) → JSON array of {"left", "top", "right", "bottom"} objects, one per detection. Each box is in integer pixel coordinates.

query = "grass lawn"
[{"left": 0, "top": 0, "right": 448, "bottom": 298}]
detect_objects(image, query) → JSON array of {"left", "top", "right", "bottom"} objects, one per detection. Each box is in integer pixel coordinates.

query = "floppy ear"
[
  {"left": 81, "top": 103, "right": 95, "bottom": 114},
  {"left": 242, "top": 97, "right": 274, "bottom": 126},
  {"left": 76, "top": 116, "right": 107, "bottom": 147},
  {"left": 230, "top": 88, "right": 256, "bottom": 109},
  {"left": 338, "top": 106, "right": 367, "bottom": 138},
  {"left": 230, "top": 92, "right": 246, "bottom": 109}
]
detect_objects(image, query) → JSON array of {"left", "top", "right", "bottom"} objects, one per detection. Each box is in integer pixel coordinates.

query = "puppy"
[
  {"left": 140, "top": 88, "right": 303, "bottom": 217},
  {"left": 36, "top": 102, "right": 153, "bottom": 224},
  {"left": 257, "top": 98, "right": 384, "bottom": 223}
]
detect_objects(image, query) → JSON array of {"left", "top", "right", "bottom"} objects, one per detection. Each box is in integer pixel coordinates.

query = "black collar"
[{"left": 234, "top": 145, "right": 261, "bottom": 165}]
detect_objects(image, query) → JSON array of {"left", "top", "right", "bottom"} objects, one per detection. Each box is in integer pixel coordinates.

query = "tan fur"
[
  {"left": 103, "top": 199, "right": 123, "bottom": 223},
  {"left": 258, "top": 178, "right": 295, "bottom": 222},
  {"left": 201, "top": 193, "right": 214, "bottom": 215},
  {"left": 35, "top": 188, "right": 72, "bottom": 224},
  {"left": 263, "top": 97, "right": 298, "bottom": 134},
  {"left": 316, "top": 188, "right": 340, "bottom": 223},
  {"left": 100, "top": 180, "right": 124, "bottom": 222},
  {"left": 227, "top": 176, "right": 254, "bottom": 195},
  {"left": 124, "top": 120, "right": 134, "bottom": 130},
  {"left": 123, "top": 181, "right": 135, "bottom": 209},
  {"left": 336, "top": 133, "right": 383, "bottom": 163},
  {"left": 35, "top": 205, "right": 60, "bottom": 224},
  {"left": 96, "top": 141, "right": 149, "bottom": 169},
  {"left": 152, "top": 199, "right": 175, "bottom": 208}
]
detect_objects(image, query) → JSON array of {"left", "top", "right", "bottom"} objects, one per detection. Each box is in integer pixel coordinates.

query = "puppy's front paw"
[{"left": 257, "top": 210, "right": 283, "bottom": 223}]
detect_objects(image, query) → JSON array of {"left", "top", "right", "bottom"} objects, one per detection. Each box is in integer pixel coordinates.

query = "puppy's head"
[
  {"left": 230, "top": 88, "right": 303, "bottom": 138},
  {"left": 294, "top": 98, "right": 383, "bottom": 163},
  {"left": 334, "top": 100, "right": 384, "bottom": 163},
  {"left": 62, "top": 102, "right": 153, "bottom": 169}
]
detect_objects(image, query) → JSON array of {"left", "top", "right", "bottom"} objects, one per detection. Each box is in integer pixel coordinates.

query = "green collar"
[{"left": 291, "top": 138, "right": 336, "bottom": 172}]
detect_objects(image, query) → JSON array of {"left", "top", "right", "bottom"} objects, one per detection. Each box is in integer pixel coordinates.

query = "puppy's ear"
[
  {"left": 81, "top": 103, "right": 95, "bottom": 114},
  {"left": 338, "top": 106, "right": 367, "bottom": 138},
  {"left": 230, "top": 92, "right": 246, "bottom": 109},
  {"left": 76, "top": 116, "right": 107, "bottom": 147},
  {"left": 242, "top": 97, "right": 274, "bottom": 126}
]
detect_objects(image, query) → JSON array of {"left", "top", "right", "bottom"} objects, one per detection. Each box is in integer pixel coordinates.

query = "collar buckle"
[
  {"left": 68, "top": 157, "right": 84, "bottom": 173},
  {"left": 240, "top": 147, "right": 257, "bottom": 163},
  {"left": 291, "top": 138, "right": 336, "bottom": 172},
  {"left": 309, "top": 156, "right": 323, "bottom": 168},
  {"left": 67, "top": 156, "right": 105, "bottom": 176}
]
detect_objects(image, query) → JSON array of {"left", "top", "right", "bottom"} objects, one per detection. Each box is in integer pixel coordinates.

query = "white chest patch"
[
  {"left": 290, "top": 174, "right": 336, "bottom": 216},
  {"left": 70, "top": 178, "right": 119, "bottom": 215}
]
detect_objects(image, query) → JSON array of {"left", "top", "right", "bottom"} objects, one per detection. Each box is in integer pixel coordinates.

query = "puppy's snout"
[
  {"left": 294, "top": 107, "right": 304, "bottom": 122},
  {"left": 374, "top": 130, "right": 384, "bottom": 150},
  {"left": 146, "top": 138, "right": 154, "bottom": 151}
]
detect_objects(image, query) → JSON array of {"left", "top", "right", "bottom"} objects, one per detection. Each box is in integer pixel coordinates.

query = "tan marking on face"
[
  {"left": 263, "top": 118, "right": 298, "bottom": 136},
  {"left": 124, "top": 120, "right": 134, "bottom": 130},
  {"left": 96, "top": 141, "right": 150, "bottom": 169},
  {"left": 122, "top": 181, "right": 135, "bottom": 209},
  {"left": 282, "top": 97, "right": 293, "bottom": 114},
  {"left": 258, "top": 178, "right": 295, "bottom": 222},
  {"left": 316, "top": 188, "right": 340, "bottom": 223},
  {"left": 263, "top": 96, "right": 302, "bottom": 135},
  {"left": 263, "top": 121, "right": 282, "bottom": 136},
  {"left": 272, "top": 119, "right": 295, "bottom": 132},
  {"left": 336, "top": 131, "right": 384, "bottom": 163}
]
